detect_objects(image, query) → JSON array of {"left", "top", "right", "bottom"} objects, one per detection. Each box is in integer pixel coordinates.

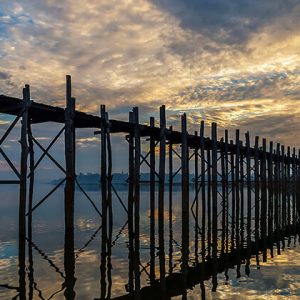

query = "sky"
[{"left": 1, "top": 0, "right": 300, "bottom": 175}]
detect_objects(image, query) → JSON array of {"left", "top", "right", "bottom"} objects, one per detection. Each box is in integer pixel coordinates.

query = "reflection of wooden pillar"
[
  {"left": 64, "top": 75, "right": 76, "bottom": 230},
  {"left": 19, "top": 84, "right": 30, "bottom": 300},
  {"left": 64, "top": 227, "right": 76, "bottom": 299}
]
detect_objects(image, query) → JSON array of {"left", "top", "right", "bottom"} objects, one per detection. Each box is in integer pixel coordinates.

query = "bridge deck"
[{"left": 0, "top": 94, "right": 297, "bottom": 163}]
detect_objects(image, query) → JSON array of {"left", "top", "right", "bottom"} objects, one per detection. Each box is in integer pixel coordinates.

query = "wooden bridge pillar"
[
  {"left": 19, "top": 84, "right": 31, "bottom": 300},
  {"left": 19, "top": 85, "right": 30, "bottom": 239},
  {"left": 64, "top": 75, "right": 76, "bottom": 230},
  {"left": 181, "top": 113, "right": 189, "bottom": 297}
]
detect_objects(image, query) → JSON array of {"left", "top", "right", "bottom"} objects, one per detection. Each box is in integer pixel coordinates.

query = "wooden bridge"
[{"left": 0, "top": 75, "right": 300, "bottom": 299}]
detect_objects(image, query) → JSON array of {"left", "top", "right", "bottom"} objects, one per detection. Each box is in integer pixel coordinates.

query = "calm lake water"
[{"left": 0, "top": 183, "right": 300, "bottom": 299}]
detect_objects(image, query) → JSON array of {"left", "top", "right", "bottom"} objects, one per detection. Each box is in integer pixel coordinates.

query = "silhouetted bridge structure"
[{"left": 0, "top": 76, "right": 300, "bottom": 299}]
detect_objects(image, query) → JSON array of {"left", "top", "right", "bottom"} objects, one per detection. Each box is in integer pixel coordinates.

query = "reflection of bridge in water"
[{"left": 0, "top": 76, "right": 300, "bottom": 299}]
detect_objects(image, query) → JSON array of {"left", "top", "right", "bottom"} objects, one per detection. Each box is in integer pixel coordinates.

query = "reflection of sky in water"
[
  {"left": 181, "top": 247, "right": 300, "bottom": 299},
  {"left": 0, "top": 184, "right": 300, "bottom": 299}
]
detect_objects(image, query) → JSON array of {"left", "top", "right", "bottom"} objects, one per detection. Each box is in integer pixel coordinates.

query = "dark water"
[{"left": 0, "top": 183, "right": 300, "bottom": 299}]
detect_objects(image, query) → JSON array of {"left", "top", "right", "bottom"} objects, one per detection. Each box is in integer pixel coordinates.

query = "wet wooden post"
[
  {"left": 168, "top": 126, "right": 173, "bottom": 274},
  {"left": 158, "top": 105, "right": 166, "bottom": 296},
  {"left": 64, "top": 75, "right": 76, "bottom": 230},
  {"left": 64, "top": 77, "right": 76, "bottom": 300},
  {"left": 281, "top": 145, "right": 285, "bottom": 249},
  {"left": 220, "top": 137, "right": 226, "bottom": 255},
  {"left": 194, "top": 130, "right": 199, "bottom": 263},
  {"left": 200, "top": 121, "right": 206, "bottom": 262},
  {"left": 207, "top": 141, "right": 212, "bottom": 257},
  {"left": 240, "top": 140, "right": 245, "bottom": 253},
  {"left": 211, "top": 122, "right": 218, "bottom": 291},
  {"left": 27, "top": 119, "right": 34, "bottom": 231},
  {"left": 19, "top": 84, "right": 30, "bottom": 300},
  {"left": 245, "top": 132, "right": 252, "bottom": 270},
  {"left": 224, "top": 130, "right": 229, "bottom": 257},
  {"left": 292, "top": 148, "right": 296, "bottom": 234},
  {"left": 261, "top": 138, "right": 267, "bottom": 262},
  {"left": 27, "top": 116, "right": 34, "bottom": 300},
  {"left": 149, "top": 117, "right": 156, "bottom": 284},
  {"left": 105, "top": 111, "right": 113, "bottom": 300},
  {"left": 235, "top": 129, "right": 241, "bottom": 277},
  {"left": 100, "top": 105, "right": 108, "bottom": 299},
  {"left": 275, "top": 143, "right": 281, "bottom": 255},
  {"left": 133, "top": 107, "right": 141, "bottom": 299},
  {"left": 19, "top": 85, "right": 30, "bottom": 236},
  {"left": 268, "top": 141, "right": 274, "bottom": 258},
  {"left": 230, "top": 140, "right": 235, "bottom": 252},
  {"left": 181, "top": 113, "right": 189, "bottom": 298},
  {"left": 127, "top": 111, "right": 134, "bottom": 294},
  {"left": 254, "top": 136, "right": 260, "bottom": 267},
  {"left": 287, "top": 146, "right": 291, "bottom": 231}
]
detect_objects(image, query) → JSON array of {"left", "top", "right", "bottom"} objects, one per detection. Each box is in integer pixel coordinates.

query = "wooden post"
[
  {"left": 240, "top": 140, "right": 245, "bottom": 254},
  {"left": 27, "top": 119, "right": 34, "bottom": 229},
  {"left": 281, "top": 145, "right": 285, "bottom": 250},
  {"left": 168, "top": 125, "right": 173, "bottom": 274},
  {"left": 245, "top": 132, "right": 252, "bottom": 268},
  {"left": 133, "top": 107, "right": 141, "bottom": 299},
  {"left": 261, "top": 138, "right": 267, "bottom": 262},
  {"left": 64, "top": 75, "right": 75, "bottom": 230},
  {"left": 207, "top": 142, "right": 212, "bottom": 258},
  {"left": 292, "top": 148, "right": 296, "bottom": 235},
  {"left": 287, "top": 146, "right": 291, "bottom": 231},
  {"left": 224, "top": 130, "right": 229, "bottom": 257},
  {"left": 106, "top": 111, "right": 113, "bottom": 300},
  {"left": 100, "top": 105, "right": 108, "bottom": 299},
  {"left": 254, "top": 136, "right": 260, "bottom": 267},
  {"left": 19, "top": 85, "right": 30, "bottom": 238},
  {"left": 194, "top": 131, "right": 199, "bottom": 263},
  {"left": 158, "top": 105, "right": 166, "bottom": 296},
  {"left": 19, "top": 84, "right": 30, "bottom": 300},
  {"left": 220, "top": 137, "right": 226, "bottom": 255},
  {"left": 275, "top": 143, "right": 281, "bottom": 255},
  {"left": 235, "top": 129, "right": 241, "bottom": 277},
  {"left": 200, "top": 121, "right": 206, "bottom": 262},
  {"left": 149, "top": 117, "right": 156, "bottom": 284},
  {"left": 268, "top": 141, "right": 274, "bottom": 258},
  {"left": 181, "top": 113, "right": 189, "bottom": 298},
  {"left": 230, "top": 140, "right": 235, "bottom": 252},
  {"left": 211, "top": 122, "right": 218, "bottom": 291},
  {"left": 127, "top": 112, "right": 134, "bottom": 294}
]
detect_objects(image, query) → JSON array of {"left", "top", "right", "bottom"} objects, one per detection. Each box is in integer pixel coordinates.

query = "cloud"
[
  {"left": 0, "top": 0, "right": 300, "bottom": 172},
  {"left": 151, "top": 0, "right": 300, "bottom": 45}
]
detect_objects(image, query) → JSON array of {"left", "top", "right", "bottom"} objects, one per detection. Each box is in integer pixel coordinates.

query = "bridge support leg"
[{"left": 64, "top": 75, "right": 76, "bottom": 231}]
